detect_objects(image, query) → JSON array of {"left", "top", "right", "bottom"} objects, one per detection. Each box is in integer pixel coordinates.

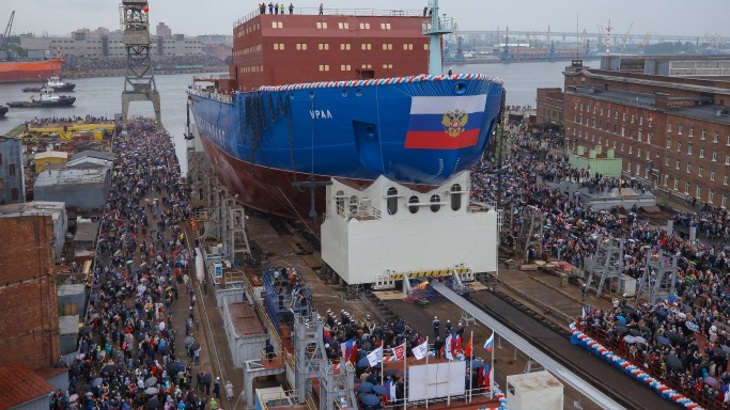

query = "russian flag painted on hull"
[{"left": 404, "top": 94, "right": 488, "bottom": 150}]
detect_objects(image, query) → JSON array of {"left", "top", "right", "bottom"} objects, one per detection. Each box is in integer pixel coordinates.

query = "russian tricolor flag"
[
  {"left": 404, "top": 94, "right": 487, "bottom": 150},
  {"left": 484, "top": 331, "right": 494, "bottom": 352}
]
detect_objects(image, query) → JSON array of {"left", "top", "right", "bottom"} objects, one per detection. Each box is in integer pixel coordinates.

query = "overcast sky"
[{"left": 4, "top": 0, "right": 728, "bottom": 39}]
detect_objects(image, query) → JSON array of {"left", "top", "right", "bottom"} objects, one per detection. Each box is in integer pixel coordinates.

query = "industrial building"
[
  {"left": 0, "top": 201, "right": 67, "bottom": 260},
  {"left": 0, "top": 136, "right": 25, "bottom": 205},
  {"left": 20, "top": 28, "right": 203, "bottom": 59},
  {"left": 536, "top": 56, "right": 730, "bottom": 208},
  {"left": 0, "top": 214, "right": 61, "bottom": 371},
  {"left": 34, "top": 167, "right": 111, "bottom": 213}
]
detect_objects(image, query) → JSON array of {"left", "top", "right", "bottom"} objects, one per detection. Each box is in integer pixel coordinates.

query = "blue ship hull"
[{"left": 189, "top": 74, "right": 503, "bottom": 219}]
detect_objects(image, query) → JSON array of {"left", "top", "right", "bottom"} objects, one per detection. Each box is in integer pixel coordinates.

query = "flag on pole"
[
  {"left": 343, "top": 339, "right": 358, "bottom": 364},
  {"left": 464, "top": 336, "right": 473, "bottom": 358},
  {"left": 385, "top": 343, "right": 406, "bottom": 362},
  {"left": 412, "top": 340, "right": 429, "bottom": 360},
  {"left": 481, "top": 364, "right": 491, "bottom": 388},
  {"left": 483, "top": 331, "right": 494, "bottom": 352},
  {"left": 367, "top": 346, "right": 384, "bottom": 367},
  {"left": 444, "top": 334, "right": 454, "bottom": 361},
  {"left": 452, "top": 333, "right": 462, "bottom": 353}
]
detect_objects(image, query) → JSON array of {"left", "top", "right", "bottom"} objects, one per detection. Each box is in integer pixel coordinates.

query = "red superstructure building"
[{"left": 228, "top": 12, "right": 430, "bottom": 91}]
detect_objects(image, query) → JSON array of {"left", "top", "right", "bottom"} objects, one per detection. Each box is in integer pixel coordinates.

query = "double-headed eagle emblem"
[{"left": 442, "top": 109, "right": 468, "bottom": 137}]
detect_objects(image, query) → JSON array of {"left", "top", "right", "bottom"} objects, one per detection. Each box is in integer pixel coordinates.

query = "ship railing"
[
  {"left": 467, "top": 201, "right": 498, "bottom": 214},
  {"left": 235, "top": 7, "right": 425, "bottom": 27},
  {"left": 188, "top": 86, "right": 233, "bottom": 104}
]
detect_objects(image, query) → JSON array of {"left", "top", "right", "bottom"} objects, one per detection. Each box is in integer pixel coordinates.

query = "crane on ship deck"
[{"left": 1, "top": 10, "right": 15, "bottom": 60}]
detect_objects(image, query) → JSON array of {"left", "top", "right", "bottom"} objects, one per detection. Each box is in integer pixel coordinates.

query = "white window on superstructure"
[{"left": 338, "top": 22, "right": 350, "bottom": 29}]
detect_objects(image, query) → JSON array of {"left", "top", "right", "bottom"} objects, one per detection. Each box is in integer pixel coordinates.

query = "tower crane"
[{"left": 1, "top": 10, "right": 15, "bottom": 57}]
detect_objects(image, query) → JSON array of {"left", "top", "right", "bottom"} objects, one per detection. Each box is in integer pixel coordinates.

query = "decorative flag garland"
[{"left": 569, "top": 322, "right": 704, "bottom": 410}]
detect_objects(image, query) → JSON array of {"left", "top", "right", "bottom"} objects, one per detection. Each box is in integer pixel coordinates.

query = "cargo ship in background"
[
  {"left": 188, "top": 1, "right": 504, "bottom": 221},
  {"left": 0, "top": 58, "right": 64, "bottom": 83}
]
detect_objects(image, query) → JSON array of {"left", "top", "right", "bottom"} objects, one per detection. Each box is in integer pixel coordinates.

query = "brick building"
[
  {"left": 535, "top": 87, "right": 564, "bottom": 130},
  {"left": 537, "top": 57, "right": 730, "bottom": 209},
  {"left": 0, "top": 215, "right": 60, "bottom": 370}
]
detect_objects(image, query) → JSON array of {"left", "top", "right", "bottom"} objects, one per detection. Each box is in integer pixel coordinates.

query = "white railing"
[
  {"left": 187, "top": 86, "right": 233, "bottom": 104},
  {"left": 234, "top": 7, "right": 424, "bottom": 27}
]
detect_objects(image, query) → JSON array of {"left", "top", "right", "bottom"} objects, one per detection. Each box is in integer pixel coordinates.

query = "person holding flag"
[{"left": 412, "top": 339, "right": 429, "bottom": 360}]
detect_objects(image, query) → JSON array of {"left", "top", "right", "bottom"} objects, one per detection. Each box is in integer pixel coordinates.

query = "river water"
[{"left": 0, "top": 61, "right": 569, "bottom": 171}]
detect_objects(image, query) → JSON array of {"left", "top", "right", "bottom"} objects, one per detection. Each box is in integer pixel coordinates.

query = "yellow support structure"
[{"left": 390, "top": 267, "right": 471, "bottom": 280}]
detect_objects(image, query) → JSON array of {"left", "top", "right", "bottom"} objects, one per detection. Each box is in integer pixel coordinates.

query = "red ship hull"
[
  {"left": 199, "top": 132, "right": 371, "bottom": 221},
  {"left": 0, "top": 58, "right": 63, "bottom": 84}
]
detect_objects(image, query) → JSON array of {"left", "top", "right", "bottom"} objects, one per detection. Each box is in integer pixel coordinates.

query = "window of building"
[
  {"left": 601, "top": 108, "right": 604, "bottom": 116},
  {"left": 591, "top": 134, "right": 595, "bottom": 142},
  {"left": 631, "top": 114, "right": 635, "bottom": 123},
  {"left": 622, "top": 112, "right": 626, "bottom": 121},
  {"left": 666, "top": 137, "right": 672, "bottom": 149},
  {"left": 615, "top": 111, "right": 618, "bottom": 120},
  {"left": 663, "top": 175, "right": 669, "bottom": 187},
  {"left": 699, "top": 166, "right": 703, "bottom": 177},
  {"left": 316, "top": 21, "right": 328, "bottom": 29},
  {"left": 361, "top": 43, "right": 371, "bottom": 50},
  {"left": 711, "top": 171, "right": 716, "bottom": 181},
  {"left": 647, "top": 133, "right": 652, "bottom": 145},
  {"left": 423, "top": 43, "right": 429, "bottom": 50},
  {"left": 689, "top": 126, "right": 694, "bottom": 137},
  {"left": 714, "top": 131, "right": 719, "bottom": 143},
  {"left": 677, "top": 141, "right": 682, "bottom": 152},
  {"left": 637, "top": 148, "right": 641, "bottom": 158},
  {"left": 273, "top": 43, "right": 285, "bottom": 50},
  {"left": 8, "top": 163, "right": 16, "bottom": 176},
  {"left": 648, "top": 117, "right": 653, "bottom": 128},
  {"left": 628, "top": 145, "right": 633, "bottom": 154},
  {"left": 340, "top": 64, "right": 351, "bottom": 71},
  {"left": 685, "top": 182, "right": 691, "bottom": 194},
  {"left": 340, "top": 43, "right": 351, "bottom": 50},
  {"left": 382, "top": 43, "right": 393, "bottom": 50},
  {"left": 429, "top": 194, "right": 441, "bottom": 212},
  {"left": 686, "top": 163, "right": 691, "bottom": 173},
  {"left": 700, "top": 147, "right": 705, "bottom": 158},
  {"left": 621, "top": 143, "right": 624, "bottom": 152},
  {"left": 673, "top": 178, "right": 679, "bottom": 190},
  {"left": 380, "top": 23, "right": 391, "bottom": 30},
  {"left": 709, "top": 190, "right": 715, "bottom": 204},
  {"left": 10, "top": 188, "right": 18, "bottom": 201},
  {"left": 0, "top": 177, "right": 3, "bottom": 190},
  {"left": 318, "top": 64, "right": 330, "bottom": 71},
  {"left": 608, "top": 109, "right": 611, "bottom": 117},
  {"left": 668, "top": 123, "right": 672, "bottom": 132},
  {"left": 725, "top": 175, "right": 729, "bottom": 186},
  {"left": 678, "top": 125, "right": 683, "bottom": 135},
  {"left": 722, "top": 194, "right": 727, "bottom": 208},
  {"left": 382, "top": 64, "right": 393, "bottom": 69},
  {"left": 271, "top": 21, "right": 283, "bottom": 28},
  {"left": 665, "top": 157, "right": 670, "bottom": 166},
  {"left": 318, "top": 43, "right": 329, "bottom": 50},
  {"left": 696, "top": 186, "right": 702, "bottom": 199},
  {"left": 646, "top": 150, "right": 650, "bottom": 160},
  {"left": 359, "top": 22, "right": 370, "bottom": 29},
  {"left": 621, "top": 126, "right": 625, "bottom": 136},
  {"left": 296, "top": 43, "right": 308, "bottom": 50},
  {"left": 639, "top": 116, "right": 643, "bottom": 126},
  {"left": 338, "top": 22, "right": 350, "bottom": 29},
  {"left": 403, "top": 43, "right": 413, "bottom": 50},
  {"left": 688, "top": 144, "right": 692, "bottom": 155},
  {"left": 701, "top": 129, "right": 706, "bottom": 140}
]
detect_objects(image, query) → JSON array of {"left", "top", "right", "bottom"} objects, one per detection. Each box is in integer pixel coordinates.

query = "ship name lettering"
[{"left": 310, "top": 110, "right": 333, "bottom": 120}]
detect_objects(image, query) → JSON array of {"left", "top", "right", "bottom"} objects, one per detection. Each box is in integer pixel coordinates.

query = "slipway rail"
[{"left": 431, "top": 282, "right": 626, "bottom": 410}]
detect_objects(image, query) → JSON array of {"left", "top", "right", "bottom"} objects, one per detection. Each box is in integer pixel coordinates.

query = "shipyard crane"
[
  {"left": 620, "top": 22, "right": 633, "bottom": 51},
  {"left": 1, "top": 10, "right": 15, "bottom": 58}
]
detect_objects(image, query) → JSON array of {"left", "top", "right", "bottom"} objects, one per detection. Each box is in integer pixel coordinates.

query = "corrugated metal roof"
[
  {"left": 66, "top": 157, "right": 112, "bottom": 169},
  {"left": 0, "top": 363, "right": 56, "bottom": 409},
  {"left": 71, "top": 150, "right": 115, "bottom": 161},
  {"left": 35, "top": 168, "right": 107, "bottom": 187}
]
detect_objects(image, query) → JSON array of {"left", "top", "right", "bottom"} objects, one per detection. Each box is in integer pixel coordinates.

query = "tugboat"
[
  {"left": 7, "top": 87, "right": 76, "bottom": 108},
  {"left": 22, "top": 75, "right": 76, "bottom": 92},
  {"left": 0, "top": 106, "right": 8, "bottom": 118}
]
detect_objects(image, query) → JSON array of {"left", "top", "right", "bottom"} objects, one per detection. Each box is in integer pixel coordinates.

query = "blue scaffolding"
[{"left": 262, "top": 268, "right": 312, "bottom": 327}]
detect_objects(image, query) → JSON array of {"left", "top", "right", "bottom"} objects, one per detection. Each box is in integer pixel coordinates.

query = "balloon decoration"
[
  {"left": 569, "top": 323, "right": 704, "bottom": 410},
  {"left": 475, "top": 388, "right": 507, "bottom": 410},
  {"left": 143, "top": 6, "right": 149, "bottom": 13}
]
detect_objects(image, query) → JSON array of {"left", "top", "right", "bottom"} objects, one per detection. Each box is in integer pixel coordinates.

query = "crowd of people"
[
  {"left": 475, "top": 122, "right": 730, "bottom": 406},
  {"left": 48, "top": 119, "right": 231, "bottom": 410}
]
